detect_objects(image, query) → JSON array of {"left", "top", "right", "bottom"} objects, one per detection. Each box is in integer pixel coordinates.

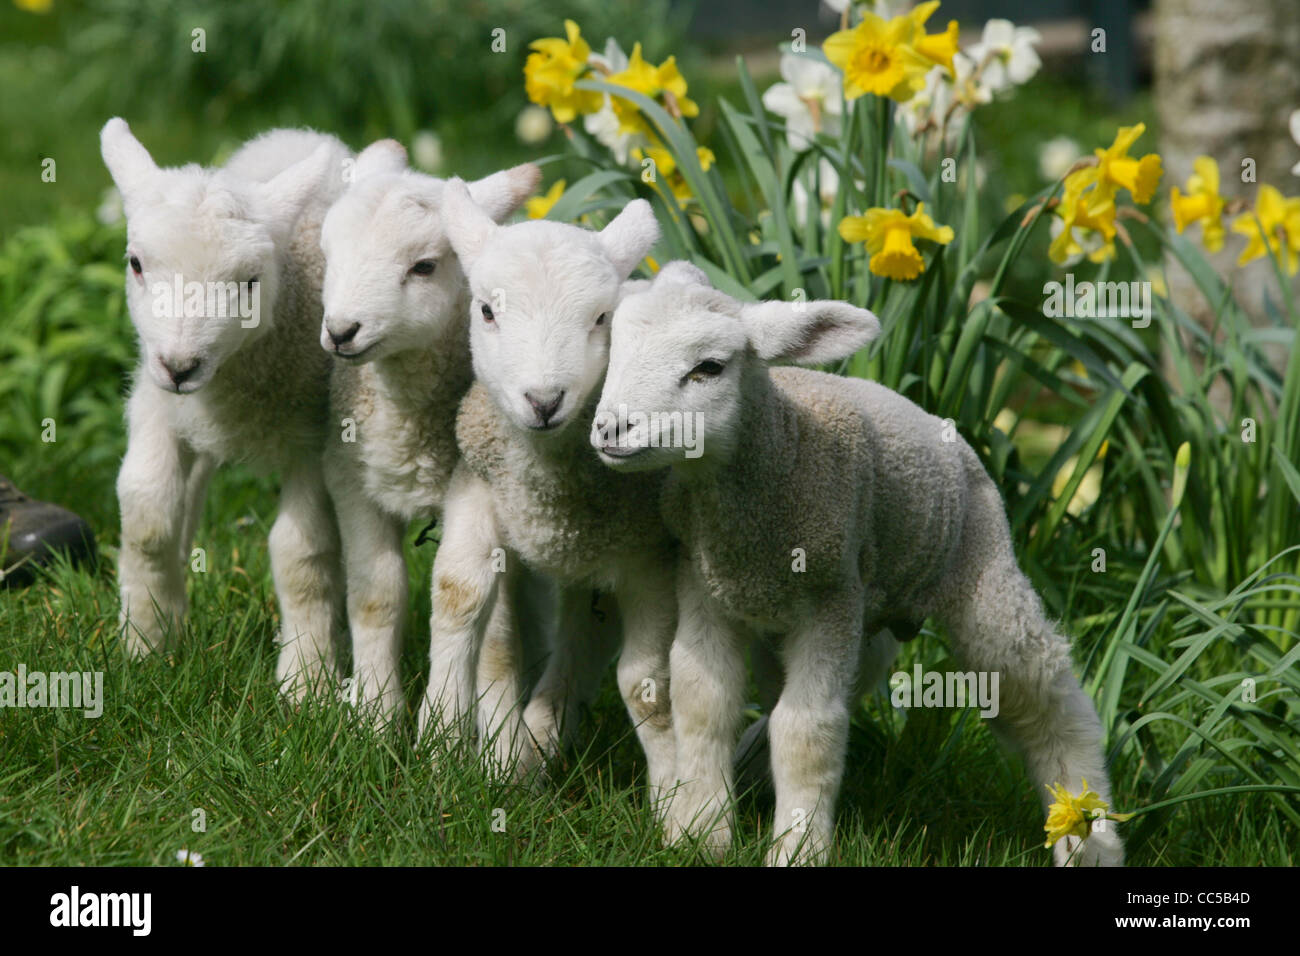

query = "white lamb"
[
  {"left": 421, "top": 182, "right": 675, "bottom": 796},
  {"left": 591, "top": 261, "right": 1124, "bottom": 867},
  {"left": 102, "top": 118, "right": 353, "bottom": 697},
  {"left": 316, "top": 139, "right": 541, "bottom": 731}
]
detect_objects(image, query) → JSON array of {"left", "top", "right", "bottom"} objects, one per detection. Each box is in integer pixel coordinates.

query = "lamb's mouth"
[
  {"left": 165, "top": 379, "right": 207, "bottom": 396},
  {"left": 334, "top": 342, "right": 377, "bottom": 362},
  {"left": 527, "top": 417, "right": 567, "bottom": 432},
  {"left": 598, "top": 445, "right": 645, "bottom": 461}
]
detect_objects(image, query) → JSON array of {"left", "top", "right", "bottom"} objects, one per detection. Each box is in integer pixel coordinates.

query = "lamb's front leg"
[
  {"left": 664, "top": 566, "right": 747, "bottom": 859},
  {"left": 117, "top": 388, "right": 191, "bottom": 656},
  {"left": 329, "top": 460, "right": 407, "bottom": 726},
  {"left": 418, "top": 465, "right": 500, "bottom": 752},
  {"left": 614, "top": 558, "right": 678, "bottom": 816},
  {"left": 765, "top": 596, "right": 863, "bottom": 866},
  {"left": 474, "top": 563, "right": 530, "bottom": 778},
  {"left": 270, "top": 461, "right": 344, "bottom": 701}
]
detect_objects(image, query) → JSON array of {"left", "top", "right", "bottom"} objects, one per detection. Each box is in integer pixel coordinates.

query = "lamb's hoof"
[
  {"left": 1054, "top": 829, "right": 1125, "bottom": 867},
  {"left": 478, "top": 722, "right": 539, "bottom": 784},
  {"left": 663, "top": 807, "right": 732, "bottom": 862},
  {"left": 521, "top": 701, "right": 565, "bottom": 764},
  {"left": 276, "top": 653, "right": 337, "bottom": 705},
  {"left": 121, "top": 619, "right": 170, "bottom": 659},
  {"left": 766, "top": 830, "right": 829, "bottom": 867},
  {"left": 351, "top": 688, "right": 403, "bottom": 733}
]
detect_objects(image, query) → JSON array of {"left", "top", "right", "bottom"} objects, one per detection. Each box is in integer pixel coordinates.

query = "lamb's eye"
[
  {"left": 594, "top": 312, "right": 609, "bottom": 327},
  {"left": 129, "top": 255, "right": 142, "bottom": 276},
  {"left": 245, "top": 275, "right": 259, "bottom": 289},
  {"left": 410, "top": 259, "right": 436, "bottom": 277},
  {"left": 687, "top": 359, "right": 725, "bottom": 382},
  {"left": 481, "top": 303, "right": 495, "bottom": 323}
]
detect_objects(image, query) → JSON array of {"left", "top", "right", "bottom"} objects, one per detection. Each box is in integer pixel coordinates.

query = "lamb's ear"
[
  {"left": 739, "top": 300, "right": 881, "bottom": 365},
  {"left": 467, "top": 163, "right": 542, "bottom": 223},
  {"left": 598, "top": 199, "right": 660, "bottom": 280},
  {"left": 654, "top": 260, "right": 710, "bottom": 288},
  {"left": 261, "top": 141, "right": 335, "bottom": 226},
  {"left": 353, "top": 139, "right": 407, "bottom": 182},
  {"left": 443, "top": 177, "right": 499, "bottom": 269},
  {"left": 100, "top": 118, "right": 158, "bottom": 198}
]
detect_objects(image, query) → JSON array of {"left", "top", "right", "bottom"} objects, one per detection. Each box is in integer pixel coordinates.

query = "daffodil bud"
[{"left": 1171, "top": 441, "right": 1191, "bottom": 508}]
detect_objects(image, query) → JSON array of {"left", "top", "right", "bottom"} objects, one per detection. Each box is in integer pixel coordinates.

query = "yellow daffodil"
[
  {"left": 1231, "top": 183, "right": 1300, "bottom": 274},
  {"left": 1049, "top": 166, "right": 1118, "bottom": 264},
  {"left": 1170, "top": 156, "right": 1225, "bottom": 252},
  {"left": 13, "top": 0, "right": 53, "bottom": 11},
  {"left": 523, "top": 20, "right": 602, "bottom": 124},
  {"left": 1044, "top": 780, "right": 1109, "bottom": 847},
  {"left": 823, "top": 10, "right": 934, "bottom": 102},
  {"left": 1085, "top": 123, "right": 1163, "bottom": 216},
  {"left": 1044, "top": 779, "right": 1132, "bottom": 850},
  {"left": 607, "top": 42, "right": 700, "bottom": 136},
  {"left": 526, "top": 179, "right": 566, "bottom": 220},
  {"left": 635, "top": 144, "right": 714, "bottom": 203},
  {"left": 908, "top": 2, "right": 961, "bottom": 77},
  {"left": 838, "top": 203, "right": 954, "bottom": 280}
]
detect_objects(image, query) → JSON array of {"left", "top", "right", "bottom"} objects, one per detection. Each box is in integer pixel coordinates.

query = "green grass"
[{"left": 1, "top": 462, "right": 1294, "bottom": 866}]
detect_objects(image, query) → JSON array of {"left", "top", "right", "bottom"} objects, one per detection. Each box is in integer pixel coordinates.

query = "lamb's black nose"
[
  {"left": 328, "top": 322, "right": 361, "bottom": 347},
  {"left": 525, "top": 390, "right": 565, "bottom": 427},
  {"left": 163, "top": 358, "right": 201, "bottom": 386}
]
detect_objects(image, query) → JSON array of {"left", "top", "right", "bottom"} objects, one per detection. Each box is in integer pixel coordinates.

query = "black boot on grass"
[{"left": 0, "top": 474, "right": 97, "bottom": 587}]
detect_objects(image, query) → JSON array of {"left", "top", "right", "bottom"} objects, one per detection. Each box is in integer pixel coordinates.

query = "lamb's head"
[
  {"left": 101, "top": 117, "right": 333, "bottom": 394},
  {"left": 443, "top": 183, "right": 659, "bottom": 433},
  {"left": 592, "top": 261, "right": 881, "bottom": 470},
  {"left": 319, "top": 141, "right": 540, "bottom": 363}
]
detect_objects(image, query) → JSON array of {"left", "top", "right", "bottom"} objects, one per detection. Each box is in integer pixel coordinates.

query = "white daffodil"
[
  {"left": 825, "top": 0, "right": 904, "bottom": 17},
  {"left": 904, "top": 53, "right": 992, "bottom": 137},
  {"left": 791, "top": 158, "right": 841, "bottom": 229},
  {"left": 584, "top": 104, "right": 646, "bottom": 166},
  {"left": 899, "top": 65, "right": 943, "bottom": 135},
  {"left": 587, "top": 35, "right": 628, "bottom": 76},
  {"left": 968, "top": 19, "right": 1042, "bottom": 93},
  {"left": 1290, "top": 108, "right": 1300, "bottom": 176},
  {"left": 1049, "top": 216, "right": 1107, "bottom": 268},
  {"left": 952, "top": 50, "right": 993, "bottom": 109},
  {"left": 583, "top": 38, "right": 647, "bottom": 166},
  {"left": 762, "top": 52, "right": 844, "bottom": 151},
  {"left": 1038, "top": 136, "right": 1081, "bottom": 181}
]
